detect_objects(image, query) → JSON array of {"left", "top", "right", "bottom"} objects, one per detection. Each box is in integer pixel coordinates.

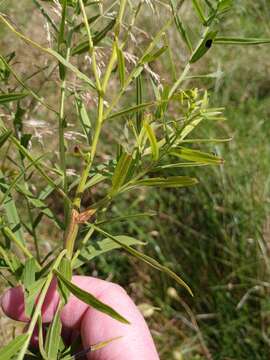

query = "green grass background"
[{"left": 1, "top": 0, "right": 270, "bottom": 359}]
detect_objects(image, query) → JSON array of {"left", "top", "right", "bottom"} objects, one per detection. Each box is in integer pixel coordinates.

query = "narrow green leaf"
[
  {"left": 143, "top": 120, "right": 159, "bottom": 161},
  {"left": 2, "top": 226, "right": 32, "bottom": 259},
  {"left": 116, "top": 40, "right": 125, "bottom": 89},
  {"left": 136, "top": 75, "right": 143, "bottom": 132},
  {"left": 189, "top": 30, "right": 217, "bottom": 63},
  {"left": 58, "top": 257, "right": 72, "bottom": 304},
  {"left": 192, "top": 0, "right": 207, "bottom": 24},
  {"left": 75, "top": 96, "right": 92, "bottom": 143},
  {"left": 16, "top": 184, "right": 63, "bottom": 230},
  {"left": 154, "top": 162, "right": 208, "bottom": 170},
  {"left": 0, "top": 92, "right": 28, "bottom": 104},
  {"left": 217, "top": 0, "right": 233, "bottom": 12},
  {"left": 111, "top": 152, "right": 133, "bottom": 195},
  {"left": 23, "top": 257, "right": 38, "bottom": 289},
  {"left": 0, "top": 334, "right": 29, "bottom": 360},
  {"left": 0, "top": 171, "right": 25, "bottom": 245},
  {"left": 106, "top": 102, "right": 154, "bottom": 121},
  {"left": 58, "top": 0, "right": 67, "bottom": 80},
  {"left": 54, "top": 270, "right": 130, "bottom": 324},
  {"left": 73, "top": 235, "right": 144, "bottom": 268},
  {"left": 73, "top": 14, "right": 100, "bottom": 32},
  {"left": 0, "top": 55, "right": 57, "bottom": 114},
  {"left": 0, "top": 130, "right": 12, "bottom": 148},
  {"left": 71, "top": 18, "right": 116, "bottom": 55},
  {"left": 141, "top": 46, "right": 168, "bottom": 64},
  {"left": 47, "top": 49, "right": 96, "bottom": 89},
  {"left": 9, "top": 135, "right": 68, "bottom": 201},
  {"left": 169, "top": 0, "right": 192, "bottom": 51},
  {"left": 133, "top": 176, "right": 198, "bottom": 188},
  {"left": 32, "top": 0, "right": 58, "bottom": 33},
  {"left": 93, "top": 226, "right": 193, "bottom": 296},
  {"left": 214, "top": 37, "right": 270, "bottom": 45},
  {"left": 181, "top": 138, "right": 232, "bottom": 143},
  {"left": 179, "top": 116, "right": 203, "bottom": 140},
  {"left": 45, "top": 306, "right": 62, "bottom": 360},
  {"left": 37, "top": 314, "right": 48, "bottom": 360},
  {"left": 170, "top": 146, "right": 224, "bottom": 164},
  {"left": 24, "top": 278, "right": 47, "bottom": 317}
]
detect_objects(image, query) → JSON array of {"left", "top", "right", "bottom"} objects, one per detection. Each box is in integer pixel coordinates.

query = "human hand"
[{"left": 1, "top": 275, "right": 160, "bottom": 360}]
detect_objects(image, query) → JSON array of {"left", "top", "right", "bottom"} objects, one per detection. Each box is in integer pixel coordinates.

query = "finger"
[
  {"left": 78, "top": 281, "right": 159, "bottom": 360},
  {"left": 1, "top": 276, "right": 109, "bottom": 325},
  {"left": 1, "top": 276, "right": 160, "bottom": 359},
  {"left": 1, "top": 278, "right": 59, "bottom": 323}
]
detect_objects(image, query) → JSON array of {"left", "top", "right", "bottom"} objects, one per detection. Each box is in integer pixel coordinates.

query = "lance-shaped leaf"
[
  {"left": 106, "top": 102, "right": 154, "bottom": 121},
  {"left": 73, "top": 14, "right": 100, "bottom": 32},
  {"left": 111, "top": 152, "right": 133, "bottom": 195},
  {"left": 169, "top": 0, "right": 192, "bottom": 51},
  {"left": 116, "top": 40, "right": 125, "bottom": 89},
  {"left": 192, "top": 0, "right": 207, "bottom": 24},
  {"left": 0, "top": 334, "right": 29, "bottom": 360},
  {"left": 133, "top": 176, "right": 198, "bottom": 188},
  {"left": 0, "top": 92, "right": 28, "bottom": 104},
  {"left": 141, "top": 46, "right": 168, "bottom": 64},
  {"left": 54, "top": 270, "right": 130, "bottom": 324},
  {"left": 23, "top": 257, "right": 38, "bottom": 292},
  {"left": 58, "top": 256, "right": 72, "bottom": 304},
  {"left": 0, "top": 171, "right": 25, "bottom": 245},
  {"left": 0, "top": 14, "right": 96, "bottom": 90},
  {"left": 24, "top": 278, "right": 47, "bottom": 317},
  {"left": 71, "top": 18, "right": 116, "bottom": 55},
  {"left": 169, "top": 147, "right": 224, "bottom": 164},
  {"left": 73, "top": 235, "right": 144, "bottom": 268},
  {"left": 45, "top": 306, "right": 62, "bottom": 360},
  {"left": 214, "top": 37, "right": 270, "bottom": 45},
  {"left": 93, "top": 226, "right": 193, "bottom": 296},
  {"left": 75, "top": 96, "right": 92, "bottom": 143},
  {"left": 189, "top": 30, "right": 217, "bottom": 63},
  {"left": 143, "top": 120, "right": 159, "bottom": 161},
  {"left": 48, "top": 49, "right": 96, "bottom": 89}
]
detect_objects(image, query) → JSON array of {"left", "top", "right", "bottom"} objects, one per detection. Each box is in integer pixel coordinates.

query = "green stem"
[
  {"left": 3, "top": 226, "right": 33, "bottom": 261},
  {"left": 59, "top": 44, "right": 72, "bottom": 227},
  {"left": 17, "top": 273, "right": 53, "bottom": 360},
  {"left": 16, "top": 250, "right": 67, "bottom": 360},
  {"left": 65, "top": 0, "right": 128, "bottom": 258},
  {"left": 79, "top": 0, "right": 101, "bottom": 90}
]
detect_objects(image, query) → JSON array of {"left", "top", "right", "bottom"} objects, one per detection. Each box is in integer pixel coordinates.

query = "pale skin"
[{"left": 1, "top": 276, "right": 160, "bottom": 360}]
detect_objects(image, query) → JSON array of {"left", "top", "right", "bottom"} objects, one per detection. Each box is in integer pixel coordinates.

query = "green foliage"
[{"left": 0, "top": 0, "right": 269, "bottom": 358}]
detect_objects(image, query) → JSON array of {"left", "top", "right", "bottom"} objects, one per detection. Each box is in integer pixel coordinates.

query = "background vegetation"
[{"left": 0, "top": 0, "right": 270, "bottom": 359}]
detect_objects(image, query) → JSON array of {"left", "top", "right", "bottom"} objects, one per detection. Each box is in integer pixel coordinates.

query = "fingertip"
[{"left": 1, "top": 286, "right": 28, "bottom": 322}]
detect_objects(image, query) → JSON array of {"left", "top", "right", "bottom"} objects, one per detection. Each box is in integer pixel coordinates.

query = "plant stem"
[
  {"left": 78, "top": 0, "right": 101, "bottom": 91},
  {"left": 17, "top": 273, "right": 52, "bottom": 360},
  {"left": 65, "top": 0, "right": 129, "bottom": 258},
  {"left": 16, "top": 250, "right": 66, "bottom": 360}
]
